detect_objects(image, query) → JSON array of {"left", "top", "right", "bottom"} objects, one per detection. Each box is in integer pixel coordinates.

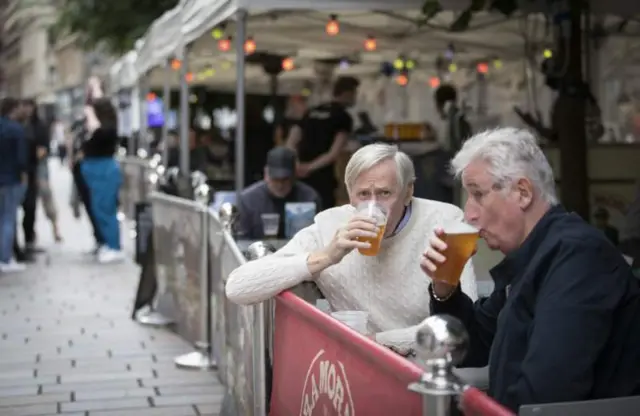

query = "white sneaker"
[
  {"left": 97, "top": 248, "right": 125, "bottom": 264},
  {"left": 0, "top": 259, "right": 27, "bottom": 273}
]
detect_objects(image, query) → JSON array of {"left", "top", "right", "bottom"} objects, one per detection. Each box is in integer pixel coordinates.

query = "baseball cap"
[{"left": 266, "top": 147, "right": 297, "bottom": 179}]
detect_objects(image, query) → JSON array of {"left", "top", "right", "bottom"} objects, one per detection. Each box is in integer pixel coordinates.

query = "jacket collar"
[{"left": 490, "top": 204, "right": 569, "bottom": 291}]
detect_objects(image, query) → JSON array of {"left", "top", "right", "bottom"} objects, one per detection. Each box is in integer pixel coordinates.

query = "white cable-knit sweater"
[{"left": 226, "top": 197, "right": 479, "bottom": 352}]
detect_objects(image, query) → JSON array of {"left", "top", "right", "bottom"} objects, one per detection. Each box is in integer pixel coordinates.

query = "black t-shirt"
[
  {"left": 297, "top": 102, "right": 353, "bottom": 185},
  {"left": 276, "top": 116, "right": 300, "bottom": 141}
]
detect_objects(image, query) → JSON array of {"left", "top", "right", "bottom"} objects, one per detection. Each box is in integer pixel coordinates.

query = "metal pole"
[
  {"left": 162, "top": 59, "right": 172, "bottom": 166},
  {"left": 246, "top": 241, "right": 273, "bottom": 416},
  {"left": 128, "top": 85, "right": 136, "bottom": 155},
  {"left": 235, "top": 9, "right": 247, "bottom": 201},
  {"left": 179, "top": 46, "right": 190, "bottom": 174},
  {"left": 139, "top": 79, "right": 149, "bottom": 154}
]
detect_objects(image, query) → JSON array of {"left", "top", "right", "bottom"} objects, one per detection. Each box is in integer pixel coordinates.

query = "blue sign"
[{"left": 147, "top": 98, "right": 164, "bottom": 128}]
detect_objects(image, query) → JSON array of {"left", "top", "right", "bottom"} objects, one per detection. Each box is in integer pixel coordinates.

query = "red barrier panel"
[
  {"left": 460, "top": 387, "right": 515, "bottom": 416},
  {"left": 270, "top": 291, "right": 425, "bottom": 416}
]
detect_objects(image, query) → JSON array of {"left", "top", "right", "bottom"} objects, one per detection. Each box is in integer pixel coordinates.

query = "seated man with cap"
[{"left": 238, "top": 146, "right": 322, "bottom": 240}]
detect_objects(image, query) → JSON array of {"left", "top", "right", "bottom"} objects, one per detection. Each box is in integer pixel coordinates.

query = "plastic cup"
[
  {"left": 331, "top": 310, "right": 369, "bottom": 336},
  {"left": 355, "top": 201, "right": 387, "bottom": 256},
  {"left": 433, "top": 222, "right": 479, "bottom": 286},
  {"left": 261, "top": 213, "right": 280, "bottom": 237}
]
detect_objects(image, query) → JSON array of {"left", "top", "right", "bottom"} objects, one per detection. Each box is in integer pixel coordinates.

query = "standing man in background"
[
  {"left": 0, "top": 98, "right": 29, "bottom": 272},
  {"left": 286, "top": 76, "right": 359, "bottom": 209},
  {"left": 14, "top": 99, "right": 49, "bottom": 261}
]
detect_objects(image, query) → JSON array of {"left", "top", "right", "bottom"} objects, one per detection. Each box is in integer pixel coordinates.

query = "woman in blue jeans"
[
  {"left": 0, "top": 97, "right": 28, "bottom": 272},
  {"left": 79, "top": 98, "right": 123, "bottom": 264}
]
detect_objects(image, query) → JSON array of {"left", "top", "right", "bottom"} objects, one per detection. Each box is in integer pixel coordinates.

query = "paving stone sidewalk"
[{"left": 0, "top": 161, "right": 222, "bottom": 416}]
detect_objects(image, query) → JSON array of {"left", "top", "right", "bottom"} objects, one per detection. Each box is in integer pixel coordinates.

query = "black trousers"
[
  {"left": 14, "top": 173, "right": 38, "bottom": 256},
  {"left": 72, "top": 161, "right": 104, "bottom": 245},
  {"left": 304, "top": 175, "right": 336, "bottom": 211},
  {"left": 22, "top": 172, "right": 38, "bottom": 244}
]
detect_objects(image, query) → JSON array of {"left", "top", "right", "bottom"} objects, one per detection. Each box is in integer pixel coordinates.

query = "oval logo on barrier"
[{"left": 299, "top": 350, "right": 355, "bottom": 416}]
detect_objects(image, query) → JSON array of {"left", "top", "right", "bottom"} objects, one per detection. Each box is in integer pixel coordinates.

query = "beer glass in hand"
[
  {"left": 355, "top": 201, "right": 387, "bottom": 256},
  {"left": 432, "top": 222, "right": 479, "bottom": 285}
]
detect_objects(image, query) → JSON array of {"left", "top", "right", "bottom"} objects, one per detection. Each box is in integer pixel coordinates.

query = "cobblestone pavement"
[{"left": 0, "top": 161, "right": 223, "bottom": 416}]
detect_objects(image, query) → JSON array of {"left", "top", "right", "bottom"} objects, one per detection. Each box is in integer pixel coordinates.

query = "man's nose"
[{"left": 463, "top": 204, "right": 479, "bottom": 225}]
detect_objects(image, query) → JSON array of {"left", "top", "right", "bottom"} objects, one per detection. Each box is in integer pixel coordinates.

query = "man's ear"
[
  {"left": 515, "top": 177, "right": 534, "bottom": 210},
  {"left": 404, "top": 182, "right": 415, "bottom": 206}
]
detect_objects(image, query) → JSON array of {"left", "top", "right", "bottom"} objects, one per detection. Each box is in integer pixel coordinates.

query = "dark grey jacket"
[{"left": 237, "top": 180, "right": 321, "bottom": 239}]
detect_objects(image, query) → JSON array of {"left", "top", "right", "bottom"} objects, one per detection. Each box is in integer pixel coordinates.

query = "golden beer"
[
  {"left": 358, "top": 223, "right": 387, "bottom": 256},
  {"left": 433, "top": 223, "right": 479, "bottom": 285},
  {"left": 355, "top": 201, "right": 387, "bottom": 257}
]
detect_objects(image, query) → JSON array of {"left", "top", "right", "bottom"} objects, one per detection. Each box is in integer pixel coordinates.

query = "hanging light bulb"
[
  {"left": 405, "top": 59, "right": 416, "bottom": 70},
  {"left": 185, "top": 72, "right": 194, "bottom": 83},
  {"left": 282, "top": 57, "right": 295, "bottom": 71},
  {"left": 146, "top": 92, "right": 156, "bottom": 101},
  {"left": 448, "top": 63, "right": 457, "bottom": 73},
  {"left": 364, "top": 35, "right": 377, "bottom": 51},
  {"left": 211, "top": 27, "right": 225, "bottom": 40},
  {"left": 429, "top": 77, "right": 441, "bottom": 88},
  {"left": 393, "top": 58, "right": 404, "bottom": 71},
  {"left": 218, "top": 36, "right": 232, "bottom": 52},
  {"left": 543, "top": 48, "right": 553, "bottom": 58},
  {"left": 476, "top": 62, "right": 489, "bottom": 74},
  {"left": 244, "top": 36, "right": 257, "bottom": 54},
  {"left": 493, "top": 59, "right": 502, "bottom": 69},
  {"left": 396, "top": 74, "right": 408, "bottom": 86},
  {"left": 171, "top": 59, "right": 181, "bottom": 70},
  {"left": 326, "top": 15, "right": 339, "bottom": 36}
]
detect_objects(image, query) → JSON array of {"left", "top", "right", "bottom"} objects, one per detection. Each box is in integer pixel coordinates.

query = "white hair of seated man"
[
  {"left": 344, "top": 143, "right": 416, "bottom": 194},
  {"left": 450, "top": 127, "right": 558, "bottom": 205}
]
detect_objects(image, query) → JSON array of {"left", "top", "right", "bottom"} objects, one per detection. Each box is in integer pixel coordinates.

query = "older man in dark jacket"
[{"left": 421, "top": 128, "right": 640, "bottom": 412}]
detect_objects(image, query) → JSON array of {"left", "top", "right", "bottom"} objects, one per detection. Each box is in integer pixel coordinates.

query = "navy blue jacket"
[
  {"left": 0, "top": 117, "right": 28, "bottom": 186},
  {"left": 431, "top": 205, "right": 640, "bottom": 411}
]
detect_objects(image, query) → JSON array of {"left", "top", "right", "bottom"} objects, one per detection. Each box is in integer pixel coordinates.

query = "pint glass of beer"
[
  {"left": 433, "top": 222, "right": 479, "bottom": 285},
  {"left": 355, "top": 201, "right": 387, "bottom": 256}
]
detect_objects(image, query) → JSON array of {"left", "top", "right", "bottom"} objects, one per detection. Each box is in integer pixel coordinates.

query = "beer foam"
[{"left": 444, "top": 222, "right": 478, "bottom": 234}]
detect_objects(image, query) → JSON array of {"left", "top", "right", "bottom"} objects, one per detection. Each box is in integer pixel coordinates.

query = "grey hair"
[
  {"left": 344, "top": 143, "right": 416, "bottom": 193},
  {"left": 450, "top": 127, "right": 558, "bottom": 205}
]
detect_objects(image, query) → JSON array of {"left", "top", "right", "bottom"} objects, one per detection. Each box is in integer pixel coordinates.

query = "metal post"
[
  {"left": 162, "top": 59, "right": 172, "bottom": 166},
  {"left": 128, "top": 84, "right": 138, "bottom": 155},
  {"left": 476, "top": 72, "right": 487, "bottom": 117},
  {"left": 408, "top": 315, "right": 469, "bottom": 416},
  {"left": 179, "top": 46, "right": 190, "bottom": 174},
  {"left": 174, "top": 188, "right": 217, "bottom": 370},
  {"left": 246, "top": 241, "right": 275, "bottom": 416},
  {"left": 139, "top": 79, "right": 149, "bottom": 155},
  {"left": 235, "top": 9, "right": 248, "bottom": 201}
]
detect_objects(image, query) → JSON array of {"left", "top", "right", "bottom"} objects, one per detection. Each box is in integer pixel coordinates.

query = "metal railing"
[{"left": 139, "top": 188, "right": 639, "bottom": 416}]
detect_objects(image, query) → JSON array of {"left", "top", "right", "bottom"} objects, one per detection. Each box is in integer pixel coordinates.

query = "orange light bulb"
[
  {"left": 244, "top": 37, "right": 256, "bottom": 54},
  {"left": 429, "top": 77, "right": 441, "bottom": 88},
  {"left": 364, "top": 36, "right": 377, "bottom": 51},
  {"left": 477, "top": 62, "right": 489, "bottom": 74},
  {"left": 326, "top": 16, "right": 339, "bottom": 36},
  {"left": 396, "top": 74, "right": 408, "bottom": 86},
  {"left": 218, "top": 37, "right": 231, "bottom": 52},
  {"left": 282, "top": 57, "right": 295, "bottom": 71},
  {"left": 171, "top": 59, "right": 181, "bottom": 70},
  {"left": 185, "top": 72, "right": 193, "bottom": 82}
]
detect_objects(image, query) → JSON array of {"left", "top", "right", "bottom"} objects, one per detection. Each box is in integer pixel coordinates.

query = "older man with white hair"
[
  {"left": 226, "top": 143, "right": 479, "bottom": 353},
  {"left": 422, "top": 128, "right": 640, "bottom": 411}
]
